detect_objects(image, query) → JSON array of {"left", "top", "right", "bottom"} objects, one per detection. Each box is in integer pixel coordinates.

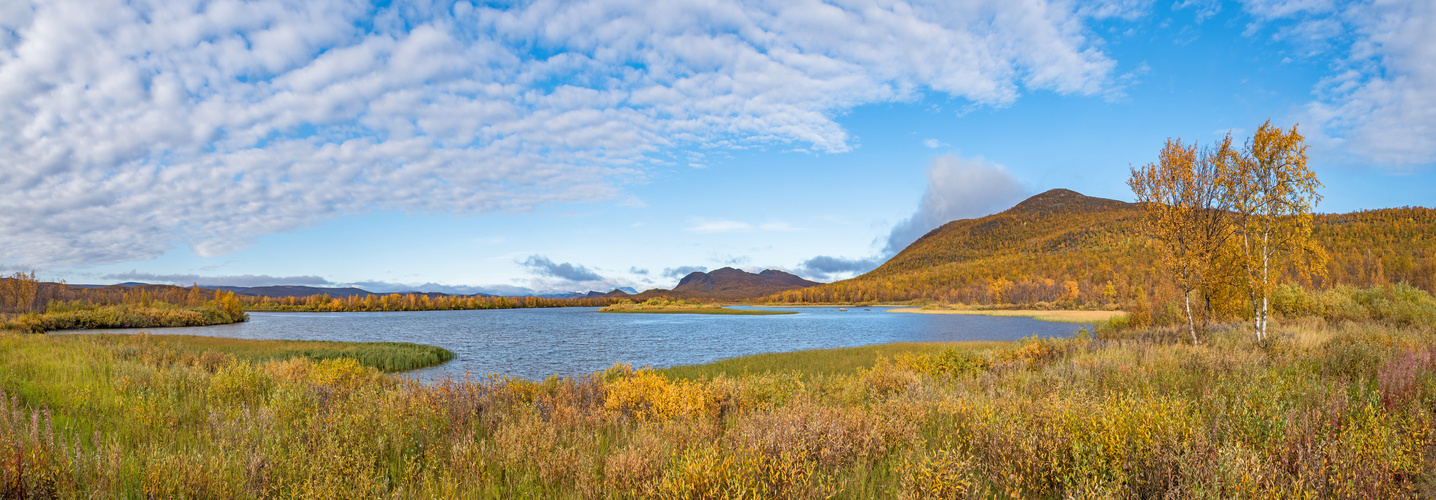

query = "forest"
[{"left": 0, "top": 275, "right": 620, "bottom": 333}]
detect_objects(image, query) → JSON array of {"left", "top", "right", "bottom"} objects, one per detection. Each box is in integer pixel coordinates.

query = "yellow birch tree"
[
  {"left": 1228, "top": 120, "right": 1325, "bottom": 343},
  {"left": 1129, "top": 136, "right": 1236, "bottom": 343}
]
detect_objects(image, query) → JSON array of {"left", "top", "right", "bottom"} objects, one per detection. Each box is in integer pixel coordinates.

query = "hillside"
[
  {"left": 767, "top": 189, "right": 1436, "bottom": 309},
  {"left": 636, "top": 268, "right": 820, "bottom": 301}
]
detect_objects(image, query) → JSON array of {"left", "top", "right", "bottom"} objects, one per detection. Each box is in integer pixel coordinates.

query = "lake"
[{"left": 61, "top": 306, "right": 1090, "bottom": 380}]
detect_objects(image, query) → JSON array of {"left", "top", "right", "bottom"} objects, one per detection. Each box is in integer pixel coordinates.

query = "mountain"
[
  {"left": 767, "top": 188, "right": 1436, "bottom": 307},
  {"left": 636, "top": 267, "right": 821, "bottom": 301},
  {"left": 219, "top": 285, "right": 375, "bottom": 299}
]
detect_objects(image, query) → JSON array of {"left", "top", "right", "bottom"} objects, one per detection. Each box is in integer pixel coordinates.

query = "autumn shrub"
[
  {"left": 898, "top": 448, "right": 977, "bottom": 499},
  {"left": 605, "top": 364, "right": 718, "bottom": 421},
  {"left": 3, "top": 321, "right": 1436, "bottom": 497},
  {"left": 208, "top": 361, "right": 274, "bottom": 405},
  {"left": 730, "top": 399, "right": 891, "bottom": 470},
  {"left": 1270, "top": 283, "right": 1436, "bottom": 327},
  {"left": 892, "top": 348, "right": 990, "bottom": 378}
]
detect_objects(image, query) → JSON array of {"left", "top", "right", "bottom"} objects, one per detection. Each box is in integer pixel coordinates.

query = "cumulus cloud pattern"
[
  {"left": 794, "top": 153, "right": 1027, "bottom": 282},
  {"left": 0, "top": 0, "right": 1125, "bottom": 268},
  {"left": 521, "top": 255, "right": 605, "bottom": 282},
  {"left": 1298, "top": 0, "right": 1436, "bottom": 167},
  {"left": 101, "top": 272, "right": 332, "bottom": 287},
  {"left": 883, "top": 154, "right": 1028, "bottom": 255},
  {"left": 794, "top": 255, "right": 884, "bottom": 281},
  {"left": 662, "top": 266, "right": 708, "bottom": 279}
]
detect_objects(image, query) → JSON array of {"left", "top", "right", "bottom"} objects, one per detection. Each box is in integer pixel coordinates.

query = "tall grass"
[{"left": 4, "top": 314, "right": 1436, "bottom": 497}]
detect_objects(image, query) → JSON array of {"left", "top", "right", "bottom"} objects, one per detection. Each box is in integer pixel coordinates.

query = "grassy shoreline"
[{"left": 887, "top": 307, "right": 1126, "bottom": 323}]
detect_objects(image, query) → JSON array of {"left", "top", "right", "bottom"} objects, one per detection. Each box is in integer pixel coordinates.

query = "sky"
[{"left": 1, "top": 0, "right": 1433, "bottom": 295}]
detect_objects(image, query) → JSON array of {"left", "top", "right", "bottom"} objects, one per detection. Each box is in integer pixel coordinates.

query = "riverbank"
[
  {"left": 4, "top": 318, "right": 1434, "bottom": 497},
  {"left": 887, "top": 307, "right": 1125, "bottom": 323}
]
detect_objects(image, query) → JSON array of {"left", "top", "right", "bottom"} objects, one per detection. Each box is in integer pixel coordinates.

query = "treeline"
[
  {"left": 2, "top": 273, "right": 625, "bottom": 319},
  {"left": 1, "top": 273, "right": 247, "bottom": 333},
  {"left": 241, "top": 293, "right": 622, "bottom": 312},
  {"left": 1, "top": 274, "right": 226, "bottom": 315}
]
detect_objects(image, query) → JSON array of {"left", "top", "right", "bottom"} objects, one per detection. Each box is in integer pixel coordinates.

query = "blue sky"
[{"left": 1, "top": 0, "right": 1433, "bottom": 294}]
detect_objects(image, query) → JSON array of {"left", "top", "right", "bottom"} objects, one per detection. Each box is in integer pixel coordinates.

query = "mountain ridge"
[
  {"left": 767, "top": 188, "right": 1436, "bottom": 310},
  {"left": 633, "top": 267, "right": 820, "bottom": 301}
]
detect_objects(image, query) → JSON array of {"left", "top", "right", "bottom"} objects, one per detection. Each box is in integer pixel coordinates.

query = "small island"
[{"left": 599, "top": 299, "right": 796, "bottom": 315}]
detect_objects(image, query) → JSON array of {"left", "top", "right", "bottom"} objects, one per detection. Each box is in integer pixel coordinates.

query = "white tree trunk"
[
  {"left": 1184, "top": 290, "right": 1197, "bottom": 345},
  {"left": 1259, "top": 231, "right": 1270, "bottom": 343}
]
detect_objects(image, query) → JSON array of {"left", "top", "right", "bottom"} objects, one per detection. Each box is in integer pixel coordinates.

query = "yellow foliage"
[
  {"left": 605, "top": 367, "right": 717, "bottom": 421},
  {"left": 208, "top": 362, "right": 274, "bottom": 404},
  {"left": 307, "top": 358, "right": 381, "bottom": 390},
  {"left": 899, "top": 448, "right": 976, "bottom": 499}
]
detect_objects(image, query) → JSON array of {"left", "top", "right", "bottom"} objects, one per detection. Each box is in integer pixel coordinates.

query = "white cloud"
[
  {"left": 757, "top": 222, "right": 798, "bottom": 231},
  {"left": 883, "top": 154, "right": 1028, "bottom": 254},
  {"left": 101, "top": 272, "right": 331, "bottom": 287},
  {"left": 1236, "top": 0, "right": 1436, "bottom": 169},
  {"left": 0, "top": 0, "right": 1122, "bottom": 268},
  {"left": 921, "top": 138, "right": 948, "bottom": 148},
  {"left": 687, "top": 219, "right": 799, "bottom": 233},
  {"left": 688, "top": 220, "right": 755, "bottom": 233},
  {"left": 799, "top": 152, "right": 1027, "bottom": 282},
  {"left": 1300, "top": 0, "right": 1436, "bottom": 168},
  {"left": 794, "top": 254, "right": 885, "bottom": 281}
]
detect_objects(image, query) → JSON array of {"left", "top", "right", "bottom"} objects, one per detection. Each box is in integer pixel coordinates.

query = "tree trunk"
[
  {"left": 1184, "top": 290, "right": 1197, "bottom": 345},
  {"left": 1243, "top": 231, "right": 1260, "bottom": 341},
  {"left": 1259, "top": 231, "right": 1270, "bottom": 343}
]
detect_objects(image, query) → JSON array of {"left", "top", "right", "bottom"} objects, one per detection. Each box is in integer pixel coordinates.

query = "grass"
[
  {"left": 659, "top": 341, "right": 1009, "bottom": 380},
  {"left": 4, "top": 286, "right": 1436, "bottom": 497},
  {"left": 77, "top": 333, "right": 456, "bottom": 372},
  {"left": 887, "top": 307, "right": 1126, "bottom": 323}
]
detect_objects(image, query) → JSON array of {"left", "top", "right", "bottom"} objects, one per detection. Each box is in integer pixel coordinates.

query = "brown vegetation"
[{"left": 3, "top": 288, "right": 1435, "bottom": 497}]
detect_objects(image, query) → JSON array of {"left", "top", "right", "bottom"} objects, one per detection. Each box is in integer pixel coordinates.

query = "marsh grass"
[
  {"left": 659, "top": 342, "right": 1009, "bottom": 380},
  {"left": 3, "top": 313, "right": 1436, "bottom": 497},
  {"left": 91, "top": 333, "right": 457, "bottom": 372}
]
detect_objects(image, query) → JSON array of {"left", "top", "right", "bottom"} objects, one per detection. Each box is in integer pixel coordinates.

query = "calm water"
[{"left": 61, "top": 307, "right": 1088, "bottom": 380}]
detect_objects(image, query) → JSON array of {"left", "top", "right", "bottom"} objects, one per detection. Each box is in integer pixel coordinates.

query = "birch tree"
[
  {"left": 1129, "top": 136, "right": 1236, "bottom": 343},
  {"left": 1229, "top": 121, "right": 1324, "bottom": 343}
]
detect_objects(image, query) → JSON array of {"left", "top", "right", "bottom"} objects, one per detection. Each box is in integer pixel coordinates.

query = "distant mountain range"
[
  {"left": 627, "top": 267, "right": 820, "bottom": 301},
  {"left": 62, "top": 283, "right": 489, "bottom": 299},
  {"left": 62, "top": 270, "right": 816, "bottom": 302}
]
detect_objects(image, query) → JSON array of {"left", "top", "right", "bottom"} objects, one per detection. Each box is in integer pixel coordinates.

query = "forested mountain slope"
[{"left": 768, "top": 189, "right": 1436, "bottom": 307}]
